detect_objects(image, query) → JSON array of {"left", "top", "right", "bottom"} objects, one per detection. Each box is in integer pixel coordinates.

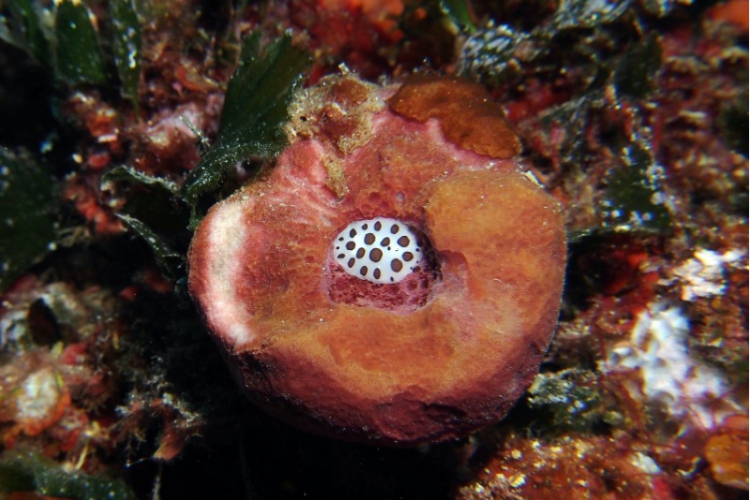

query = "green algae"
[
  {"left": 0, "top": 449, "right": 136, "bottom": 500},
  {"left": 181, "top": 31, "right": 311, "bottom": 227},
  {"left": 602, "top": 144, "right": 671, "bottom": 234},
  {"left": 54, "top": 0, "right": 106, "bottom": 86},
  {"left": 439, "top": 0, "right": 477, "bottom": 34},
  {"left": 117, "top": 213, "right": 182, "bottom": 282},
  {"left": 527, "top": 368, "right": 604, "bottom": 433},
  {"left": 111, "top": 0, "right": 142, "bottom": 112},
  {"left": 2, "top": 0, "right": 143, "bottom": 95},
  {"left": 0, "top": 0, "right": 51, "bottom": 67},
  {"left": 0, "top": 148, "right": 57, "bottom": 292},
  {"left": 614, "top": 34, "right": 662, "bottom": 99}
]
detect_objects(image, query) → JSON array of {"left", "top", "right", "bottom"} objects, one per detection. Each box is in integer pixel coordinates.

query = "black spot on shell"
[
  {"left": 380, "top": 237, "right": 391, "bottom": 247},
  {"left": 397, "top": 236, "right": 410, "bottom": 247},
  {"left": 375, "top": 221, "right": 382, "bottom": 230},
  {"left": 370, "top": 248, "right": 383, "bottom": 262},
  {"left": 390, "top": 224, "right": 399, "bottom": 234},
  {"left": 391, "top": 259, "right": 403, "bottom": 272},
  {"left": 349, "top": 229, "right": 357, "bottom": 237},
  {"left": 346, "top": 241, "right": 356, "bottom": 250},
  {"left": 364, "top": 233, "right": 376, "bottom": 245},
  {"left": 356, "top": 248, "right": 366, "bottom": 258},
  {"left": 374, "top": 268, "right": 381, "bottom": 280}
]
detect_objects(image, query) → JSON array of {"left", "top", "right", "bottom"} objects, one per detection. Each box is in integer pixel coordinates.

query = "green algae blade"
[
  {"left": 111, "top": 0, "right": 142, "bottom": 112},
  {"left": 102, "top": 165, "right": 189, "bottom": 236},
  {"left": 0, "top": 0, "right": 51, "bottom": 66},
  {"left": 181, "top": 31, "right": 311, "bottom": 228},
  {"left": 54, "top": 0, "right": 106, "bottom": 86},
  {"left": 0, "top": 149, "right": 57, "bottom": 292},
  {"left": 439, "top": 0, "right": 477, "bottom": 34},
  {"left": 117, "top": 213, "right": 183, "bottom": 282}
]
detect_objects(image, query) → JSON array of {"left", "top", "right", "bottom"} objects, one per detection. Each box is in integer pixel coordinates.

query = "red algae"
[
  {"left": 188, "top": 74, "right": 566, "bottom": 445},
  {"left": 458, "top": 432, "right": 674, "bottom": 500}
]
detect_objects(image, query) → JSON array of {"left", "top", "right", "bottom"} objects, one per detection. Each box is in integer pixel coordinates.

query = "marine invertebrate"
[
  {"left": 188, "top": 73, "right": 566, "bottom": 445},
  {"left": 331, "top": 217, "right": 423, "bottom": 285}
]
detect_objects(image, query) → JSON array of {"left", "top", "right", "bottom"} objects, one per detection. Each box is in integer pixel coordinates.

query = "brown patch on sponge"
[
  {"left": 288, "top": 73, "right": 383, "bottom": 157},
  {"left": 387, "top": 75, "right": 522, "bottom": 159}
]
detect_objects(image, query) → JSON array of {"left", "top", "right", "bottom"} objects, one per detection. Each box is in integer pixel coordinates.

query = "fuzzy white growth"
[
  {"left": 604, "top": 301, "right": 739, "bottom": 430},
  {"left": 332, "top": 217, "right": 422, "bottom": 284},
  {"left": 18, "top": 368, "right": 62, "bottom": 420},
  {"left": 670, "top": 248, "right": 745, "bottom": 301}
]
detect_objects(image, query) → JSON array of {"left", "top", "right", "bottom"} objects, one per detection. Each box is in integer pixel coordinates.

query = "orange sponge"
[{"left": 188, "top": 74, "right": 566, "bottom": 445}]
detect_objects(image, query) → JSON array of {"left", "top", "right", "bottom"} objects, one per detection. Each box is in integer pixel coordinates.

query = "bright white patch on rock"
[
  {"left": 332, "top": 218, "right": 423, "bottom": 284},
  {"left": 604, "top": 301, "right": 739, "bottom": 430},
  {"left": 0, "top": 309, "right": 27, "bottom": 348},
  {"left": 17, "top": 368, "right": 61, "bottom": 420},
  {"left": 670, "top": 248, "right": 745, "bottom": 301},
  {"left": 630, "top": 452, "right": 661, "bottom": 475}
]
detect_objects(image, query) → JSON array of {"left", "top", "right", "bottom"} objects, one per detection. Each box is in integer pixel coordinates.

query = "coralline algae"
[{"left": 187, "top": 73, "right": 567, "bottom": 445}]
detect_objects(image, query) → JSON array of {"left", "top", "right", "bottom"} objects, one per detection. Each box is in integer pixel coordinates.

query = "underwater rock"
[{"left": 188, "top": 73, "right": 566, "bottom": 445}]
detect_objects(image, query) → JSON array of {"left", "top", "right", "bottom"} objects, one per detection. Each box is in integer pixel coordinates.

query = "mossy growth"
[
  {"left": 527, "top": 368, "right": 604, "bottom": 434},
  {"left": 180, "top": 31, "right": 311, "bottom": 227},
  {"left": 0, "top": 449, "right": 136, "bottom": 500}
]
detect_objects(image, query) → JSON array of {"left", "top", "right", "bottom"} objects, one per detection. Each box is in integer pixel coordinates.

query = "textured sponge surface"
[{"left": 188, "top": 74, "right": 567, "bottom": 446}]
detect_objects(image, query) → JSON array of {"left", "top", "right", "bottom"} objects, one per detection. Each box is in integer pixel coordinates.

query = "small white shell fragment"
[{"left": 332, "top": 217, "right": 423, "bottom": 284}]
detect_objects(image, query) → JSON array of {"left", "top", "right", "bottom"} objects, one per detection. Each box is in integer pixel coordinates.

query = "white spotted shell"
[{"left": 332, "top": 217, "right": 423, "bottom": 284}]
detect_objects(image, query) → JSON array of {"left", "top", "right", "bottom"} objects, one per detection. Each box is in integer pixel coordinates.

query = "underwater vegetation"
[{"left": 0, "top": 0, "right": 747, "bottom": 498}]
